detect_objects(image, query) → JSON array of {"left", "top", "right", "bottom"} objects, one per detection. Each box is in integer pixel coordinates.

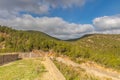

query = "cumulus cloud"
[
  {"left": 0, "top": 0, "right": 93, "bottom": 39},
  {"left": 93, "top": 15, "right": 120, "bottom": 31},
  {"left": 44, "top": 0, "right": 86, "bottom": 8},
  {"left": 0, "top": 14, "right": 94, "bottom": 39},
  {"left": 0, "top": 13, "right": 120, "bottom": 39},
  {"left": 0, "top": 0, "right": 86, "bottom": 17},
  {"left": 0, "top": 0, "right": 50, "bottom": 15},
  {"left": 95, "top": 29, "right": 120, "bottom": 34},
  {"left": 0, "top": 0, "right": 120, "bottom": 39}
]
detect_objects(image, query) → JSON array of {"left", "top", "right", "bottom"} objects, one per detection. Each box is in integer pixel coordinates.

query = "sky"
[{"left": 0, "top": 0, "right": 120, "bottom": 40}]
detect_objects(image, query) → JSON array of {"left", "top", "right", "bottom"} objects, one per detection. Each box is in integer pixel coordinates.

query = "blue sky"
[
  {"left": 0, "top": 0, "right": 120, "bottom": 39},
  {"left": 26, "top": 0, "right": 120, "bottom": 24}
]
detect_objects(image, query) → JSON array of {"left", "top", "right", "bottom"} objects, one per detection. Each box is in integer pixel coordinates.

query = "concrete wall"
[
  {"left": 0, "top": 54, "right": 19, "bottom": 66},
  {"left": 19, "top": 52, "right": 41, "bottom": 58},
  {"left": 0, "top": 52, "right": 42, "bottom": 66}
]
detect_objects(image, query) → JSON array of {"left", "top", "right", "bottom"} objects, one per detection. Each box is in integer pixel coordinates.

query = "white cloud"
[
  {"left": 44, "top": 0, "right": 86, "bottom": 8},
  {"left": 0, "top": 0, "right": 120, "bottom": 39},
  {"left": 0, "top": 0, "right": 91, "bottom": 39},
  {"left": 0, "top": 0, "right": 87, "bottom": 17},
  {"left": 0, "top": 14, "right": 120, "bottom": 39},
  {"left": 0, "top": 0, "right": 49, "bottom": 15},
  {"left": 93, "top": 15, "right": 120, "bottom": 31},
  {"left": 0, "top": 14, "right": 94, "bottom": 39},
  {"left": 96, "top": 29, "right": 120, "bottom": 34}
]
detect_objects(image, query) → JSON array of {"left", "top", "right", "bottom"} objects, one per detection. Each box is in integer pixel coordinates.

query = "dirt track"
[
  {"left": 41, "top": 56, "right": 65, "bottom": 80},
  {"left": 56, "top": 57, "right": 120, "bottom": 80}
]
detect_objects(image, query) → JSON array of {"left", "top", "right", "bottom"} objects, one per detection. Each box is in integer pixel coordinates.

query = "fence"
[
  {"left": 19, "top": 52, "right": 42, "bottom": 58},
  {"left": 0, "top": 54, "right": 19, "bottom": 66}
]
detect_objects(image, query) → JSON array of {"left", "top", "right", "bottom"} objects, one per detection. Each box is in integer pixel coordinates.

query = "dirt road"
[
  {"left": 41, "top": 57, "right": 65, "bottom": 80},
  {"left": 56, "top": 57, "right": 120, "bottom": 80}
]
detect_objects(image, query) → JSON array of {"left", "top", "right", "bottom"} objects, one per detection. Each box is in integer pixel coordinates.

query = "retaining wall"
[{"left": 0, "top": 54, "right": 19, "bottom": 65}]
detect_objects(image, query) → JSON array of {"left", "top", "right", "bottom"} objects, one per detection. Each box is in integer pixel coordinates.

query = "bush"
[{"left": 0, "top": 37, "right": 5, "bottom": 42}]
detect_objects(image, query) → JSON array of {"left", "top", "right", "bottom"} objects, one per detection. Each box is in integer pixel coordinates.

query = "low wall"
[
  {"left": 0, "top": 54, "right": 19, "bottom": 66},
  {"left": 0, "top": 52, "right": 42, "bottom": 66},
  {"left": 19, "top": 52, "right": 42, "bottom": 58}
]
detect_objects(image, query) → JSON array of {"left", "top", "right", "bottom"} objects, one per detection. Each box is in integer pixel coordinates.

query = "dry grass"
[
  {"left": 53, "top": 59, "right": 100, "bottom": 80},
  {"left": 0, "top": 58, "right": 45, "bottom": 80}
]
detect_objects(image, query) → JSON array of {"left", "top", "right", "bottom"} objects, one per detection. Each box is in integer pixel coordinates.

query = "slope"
[
  {"left": 0, "top": 25, "right": 120, "bottom": 71},
  {"left": 68, "top": 34, "right": 120, "bottom": 70},
  {"left": 0, "top": 25, "right": 62, "bottom": 53}
]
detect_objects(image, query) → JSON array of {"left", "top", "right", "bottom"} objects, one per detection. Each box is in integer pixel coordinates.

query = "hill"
[
  {"left": 0, "top": 25, "right": 65, "bottom": 53},
  {"left": 0, "top": 25, "right": 120, "bottom": 70},
  {"left": 68, "top": 34, "right": 120, "bottom": 70}
]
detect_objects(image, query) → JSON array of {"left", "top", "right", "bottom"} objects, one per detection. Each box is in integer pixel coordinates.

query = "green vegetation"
[
  {"left": 0, "top": 58, "right": 45, "bottom": 80},
  {"left": 53, "top": 60, "right": 99, "bottom": 80},
  {"left": 0, "top": 25, "right": 120, "bottom": 70},
  {"left": 0, "top": 37, "right": 5, "bottom": 42},
  {"left": 0, "top": 25, "right": 60, "bottom": 53},
  {"left": 70, "top": 34, "right": 120, "bottom": 70}
]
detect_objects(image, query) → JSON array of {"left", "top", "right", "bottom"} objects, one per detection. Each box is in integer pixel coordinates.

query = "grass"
[
  {"left": 0, "top": 58, "right": 45, "bottom": 80},
  {"left": 53, "top": 59, "right": 99, "bottom": 80}
]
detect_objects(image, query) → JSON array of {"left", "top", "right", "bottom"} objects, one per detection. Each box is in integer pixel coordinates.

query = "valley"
[{"left": 0, "top": 26, "right": 120, "bottom": 80}]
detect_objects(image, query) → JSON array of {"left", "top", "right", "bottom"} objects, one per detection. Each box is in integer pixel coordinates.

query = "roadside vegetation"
[
  {"left": 0, "top": 25, "right": 120, "bottom": 71},
  {"left": 53, "top": 59, "right": 99, "bottom": 80},
  {"left": 0, "top": 58, "right": 45, "bottom": 80}
]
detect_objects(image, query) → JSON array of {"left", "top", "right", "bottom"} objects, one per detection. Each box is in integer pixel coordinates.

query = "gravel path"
[{"left": 41, "top": 57, "right": 66, "bottom": 80}]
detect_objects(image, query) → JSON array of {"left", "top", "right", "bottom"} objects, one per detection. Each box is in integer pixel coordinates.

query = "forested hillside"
[
  {"left": 0, "top": 25, "right": 120, "bottom": 70},
  {"left": 0, "top": 25, "right": 66, "bottom": 53},
  {"left": 70, "top": 34, "right": 120, "bottom": 70}
]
